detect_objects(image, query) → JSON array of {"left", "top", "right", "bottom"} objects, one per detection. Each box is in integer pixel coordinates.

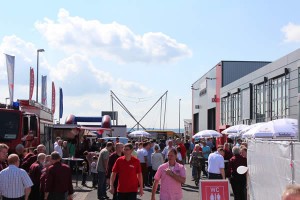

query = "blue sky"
[{"left": 0, "top": 1, "right": 300, "bottom": 129}]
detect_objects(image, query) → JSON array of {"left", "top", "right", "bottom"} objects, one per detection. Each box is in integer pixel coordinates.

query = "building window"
[
  {"left": 254, "top": 83, "right": 266, "bottom": 122},
  {"left": 221, "top": 94, "right": 239, "bottom": 125},
  {"left": 298, "top": 67, "right": 300, "bottom": 93},
  {"left": 270, "top": 75, "right": 289, "bottom": 119},
  {"left": 221, "top": 96, "right": 230, "bottom": 125},
  {"left": 231, "top": 92, "right": 241, "bottom": 125}
]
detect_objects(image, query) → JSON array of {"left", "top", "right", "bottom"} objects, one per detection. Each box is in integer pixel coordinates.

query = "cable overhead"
[{"left": 110, "top": 90, "right": 168, "bottom": 132}]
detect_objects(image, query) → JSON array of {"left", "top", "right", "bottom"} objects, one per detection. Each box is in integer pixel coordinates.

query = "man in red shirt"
[
  {"left": 44, "top": 151, "right": 74, "bottom": 200},
  {"left": 109, "top": 143, "right": 143, "bottom": 200},
  {"left": 29, "top": 153, "right": 46, "bottom": 200},
  {"left": 227, "top": 146, "right": 247, "bottom": 200},
  {"left": 176, "top": 139, "right": 186, "bottom": 164},
  {"left": 22, "top": 144, "right": 46, "bottom": 172}
]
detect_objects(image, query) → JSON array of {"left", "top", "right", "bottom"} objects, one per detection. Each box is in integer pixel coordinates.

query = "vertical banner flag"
[
  {"left": 51, "top": 82, "right": 56, "bottom": 115},
  {"left": 59, "top": 88, "right": 63, "bottom": 119},
  {"left": 29, "top": 67, "right": 34, "bottom": 100},
  {"left": 41, "top": 75, "right": 47, "bottom": 105},
  {"left": 5, "top": 54, "right": 15, "bottom": 105}
]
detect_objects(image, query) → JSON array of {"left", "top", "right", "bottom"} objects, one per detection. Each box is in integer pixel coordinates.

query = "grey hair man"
[
  {"left": 282, "top": 184, "right": 300, "bottom": 200},
  {"left": 0, "top": 154, "right": 33, "bottom": 200},
  {"left": 228, "top": 146, "right": 247, "bottom": 200},
  {"left": 28, "top": 153, "right": 46, "bottom": 200}
]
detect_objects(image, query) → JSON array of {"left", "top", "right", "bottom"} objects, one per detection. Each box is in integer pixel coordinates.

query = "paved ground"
[{"left": 70, "top": 164, "right": 234, "bottom": 200}]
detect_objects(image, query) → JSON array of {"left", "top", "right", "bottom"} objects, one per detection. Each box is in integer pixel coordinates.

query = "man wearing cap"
[{"left": 0, "top": 154, "right": 33, "bottom": 200}]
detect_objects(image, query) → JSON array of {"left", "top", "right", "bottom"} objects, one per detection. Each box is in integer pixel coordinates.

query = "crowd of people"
[
  {"left": 0, "top": 143, "right": 73, "bottom": 200},
  {"left": 0, "top": 136, "right": 300, "bottom": 200},
  {"left": 96, "top": 137, "right": 187, "bottom": 200}
]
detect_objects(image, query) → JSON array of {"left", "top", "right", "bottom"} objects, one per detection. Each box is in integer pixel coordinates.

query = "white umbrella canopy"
[
  {"left": 240, "top": 123, "right": 264, "bottom": 138},
  {"left": 222, "top": 124, "right": 249, "bottom": 137},
  {"left": 192, "top": 130, "right": 222, "bottom": 139},
  {"left": 128, "top": 130, "right": 151, "bottom": 138},
  {"left": 242, "top": 118, "right": 298, "bottom": 139},
  {"left": 272, "top": 118, "right": 298, "bottom": 131}
]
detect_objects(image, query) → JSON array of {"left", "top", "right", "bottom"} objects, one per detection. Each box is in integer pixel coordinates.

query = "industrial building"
[{"left": 191, "top": 48, "right": 300, "bottom": 141}]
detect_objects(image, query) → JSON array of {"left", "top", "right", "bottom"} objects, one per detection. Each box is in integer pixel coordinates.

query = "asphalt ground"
[{"left": 72, "top": 163, "right": 235, "bottom": 200}]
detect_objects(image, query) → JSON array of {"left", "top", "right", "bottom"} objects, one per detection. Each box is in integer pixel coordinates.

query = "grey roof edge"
[{"left": 191, "top": 60, "right": 271, "bottom": 85}]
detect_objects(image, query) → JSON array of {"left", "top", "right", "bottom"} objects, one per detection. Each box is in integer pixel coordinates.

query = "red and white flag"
[
  {"left": 5, "top": 54, "right": 15, "bottom": 105},
  {"left": 29, "top": 67, "right": 34, "bottom": 100},
  {"left": 41, "top": 75, "right": 47, "bottom": 106},
  {"left": 51, "top": 81, "right": 56, "bottom": 115}
]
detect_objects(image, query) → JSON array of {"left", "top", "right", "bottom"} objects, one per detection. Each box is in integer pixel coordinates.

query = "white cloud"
[
  {"left": 281, "top": 22, "right": 300, "bottom": 42},
  {"left": 0, "top": 35, "right": 153, "bottom": 109},
  {"left": 0, "top": 35, "right": 36, "bottom": 82},
  {"left": 35, "top": 8, "right": 192, "bottom": 63},
  {"left": 49, "top": 54, "right": 152, "bottom": 96}
]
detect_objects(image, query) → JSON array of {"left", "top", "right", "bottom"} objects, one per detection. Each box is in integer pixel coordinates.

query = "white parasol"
[
  {"left": 128, "top": 130, "right": 151, "bottom": 138},
  {"left": 222, "top": 124, "right": 249, "bottom": 138},
  {"left": 192, "top": 130, "right": 222, "bottom": 139},
  {"left": 242, "top": 118, "right": 298, "bottom": 138}
]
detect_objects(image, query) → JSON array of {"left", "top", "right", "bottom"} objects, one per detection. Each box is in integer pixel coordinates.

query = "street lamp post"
[
  {"left": 36, "top": 49, "right": 45, "bottom": 102},
  {"left": 179, "top": 99, "right": 181, "bottom": 136}
]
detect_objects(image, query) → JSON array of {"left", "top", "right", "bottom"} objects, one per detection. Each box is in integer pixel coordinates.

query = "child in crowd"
[
  {"left": 81, "top": 161, "right": 88, "bottom": 186},
  {"left": 90, "top": 156, "right": 98, "bottom": 188}
]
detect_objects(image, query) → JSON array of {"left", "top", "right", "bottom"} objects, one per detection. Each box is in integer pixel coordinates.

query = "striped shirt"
[{"left": 0, "top": 165, "right": 33, "bottom": 198}]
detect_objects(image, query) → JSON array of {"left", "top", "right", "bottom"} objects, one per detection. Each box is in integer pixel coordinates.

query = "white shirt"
[
  {"left": 53, "top": 141, "right": 58, "bottom": 148},
  {"left": 137, "top": 148, "right": 148, "bottom": 163},
  {"left": 151, "top": 152, "right": 164, "bottom": 171},
  {"left": 54, "top": 144, "right": 63, "bottom": 157},
  {"left": 162, "top": 146, "right": 175, "bottom": 160},
  {"left": 0, "top": 165, "right": 33, "bottom": 198},
  {"left": 90, "top": 161, "right": 97, "bottom": 174},
  {"left": 177, "top": 152, "right": 182, "bottom": 161},
  {"left": 207, "top": 152, "right": 224, "bottom": 174}
]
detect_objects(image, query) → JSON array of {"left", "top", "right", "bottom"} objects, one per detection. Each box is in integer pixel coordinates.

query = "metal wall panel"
[
  {"left": 191, "top": 68, "right": 217, "bottom": 131},
  {"left": 220, "top": 48, "right": 300, "bottom": 125},
  {"left": 222, "top": 61, "right": 270, "bottom": 87}
]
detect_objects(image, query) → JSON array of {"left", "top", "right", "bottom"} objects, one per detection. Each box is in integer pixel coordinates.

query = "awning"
[{"left": 79, "top": 126, "right": 111, "bottom": 135}]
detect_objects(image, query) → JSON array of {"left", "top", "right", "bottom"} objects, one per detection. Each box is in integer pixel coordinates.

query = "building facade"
[
  {"left": 184, "top": 119, "right": 192, "bottom": 139},
  {"left": 192, "top": 48, "right": 300, "bottom": 140}
]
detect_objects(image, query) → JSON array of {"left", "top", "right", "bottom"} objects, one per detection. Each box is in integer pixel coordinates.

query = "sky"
[{"left": 1, "top": 0, "right": 300, "bottom": 130}]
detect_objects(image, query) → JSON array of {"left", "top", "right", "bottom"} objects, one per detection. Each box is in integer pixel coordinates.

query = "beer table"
[{"left": 62, "top": 157, "right": 84, "bottom": 187}]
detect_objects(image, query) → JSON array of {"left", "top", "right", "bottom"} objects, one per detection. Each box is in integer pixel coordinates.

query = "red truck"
[{"left": 0, "top": 99, "right": 53, "bottom": 153}]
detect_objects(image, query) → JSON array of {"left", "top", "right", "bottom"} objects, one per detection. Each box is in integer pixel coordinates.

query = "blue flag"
[{"left": 59, "top": 88, "right": 63, "bottom": 119}]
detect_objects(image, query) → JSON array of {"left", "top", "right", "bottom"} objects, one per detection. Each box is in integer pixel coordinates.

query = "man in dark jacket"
[
  {"left": 227, "top": 146, "right": 247, "bottom": 200},
  {"left": 107, "top": 143, "right": 124, "bottom": 200},
  {"left": 44, "top": 151, "right": 74, "bottom": 200},
  {"left": 28, "top": 153, "right": 46, "bottom": 200},
  {"left": 21, "top": 144, "right": 46, "bottom": 172}
]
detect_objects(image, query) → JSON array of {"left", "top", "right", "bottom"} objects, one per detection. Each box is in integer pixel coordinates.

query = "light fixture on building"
[
  {"left": 191, "top": 85, "right": 199, "bottom": 90},
  {"left": 205, "top": 77, "right": 216, "bottom": 80},
  {"left": 284, "top": 68, "right": 289, "bottom": 75}
]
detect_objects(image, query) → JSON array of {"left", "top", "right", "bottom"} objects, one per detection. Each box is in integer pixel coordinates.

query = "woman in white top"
[{"left": 151, "top": 145, "right": 164, "bottom": 174}]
